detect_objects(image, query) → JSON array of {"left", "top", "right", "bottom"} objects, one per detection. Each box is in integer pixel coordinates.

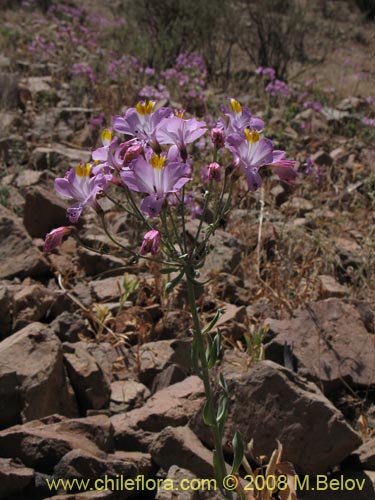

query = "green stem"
[{"left": 186, "top": 275, "right": 232, "bottom": 500}]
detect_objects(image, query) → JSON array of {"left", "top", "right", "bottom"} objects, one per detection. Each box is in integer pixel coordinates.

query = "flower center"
[
  {"left": 230, "top": 98, "right": 242, "bottom": 114},
  {"left": 136, "top": 100, "right": 155, "bottom": 115},
  {"left": 245, "top": 128, "right": 259, "bottom": 143},
  {"left": 150, "top": 154, "right": 166, "bottom": 170},
  {"left": 101, "top": 128, "right": 112, "bottom": 145},
  {"left": 75, "top": 163, "right": 91, "bottom": 177}
]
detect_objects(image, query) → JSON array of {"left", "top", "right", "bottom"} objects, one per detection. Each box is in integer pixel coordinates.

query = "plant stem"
[{"left": 186, "top": 275, "right": 232, "bottom": 500}]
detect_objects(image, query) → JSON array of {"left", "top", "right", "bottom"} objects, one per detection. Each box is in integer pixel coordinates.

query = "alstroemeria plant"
[{"left": 44, "top": 98, "right": 296, "bottom": 499}]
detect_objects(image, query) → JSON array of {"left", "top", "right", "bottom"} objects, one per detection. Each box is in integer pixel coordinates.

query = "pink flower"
[
  {"left": 43, "top": 227, "right": 71, "bottom": 252},
  {"left": 140, "top": 230, "right": 160, "bottom": 255}
]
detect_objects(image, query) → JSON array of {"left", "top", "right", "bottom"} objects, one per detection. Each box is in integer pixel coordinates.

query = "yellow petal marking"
[
  {"left": 101, "top": 128, "right": 112, "bottom": 145},
  {"left": 136, "top": 100, "right": 155, "bottom": 115},
  {"left": 230, "top": 98, "right": 242, "bottom": 114},
  {"left": 245, "top": 128, "right": 259, "bottom": 143},
  {"left": 75, "top": 163, "right": 91, "bottom": 177},
  {"left": 150, "top": 154, "right": 166, "bottom": 170}
]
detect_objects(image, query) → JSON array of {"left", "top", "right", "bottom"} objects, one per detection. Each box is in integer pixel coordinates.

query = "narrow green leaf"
[
  {"left": 219, "top": 373, "right": 228, "bottom": 394},
  {"left": 202, "top": 308, "right": 224, "bottom": 335},
  {"left": 203, "top": 397, "right": 215, "bottom": 426},
  {"left": 216, "top": 394, "right": 228, "bottom": 423},
  {"left": 231, "top": 431, "right": 244, "bottom": 475},
  {"left": 191, "top": 336, "right": 202, "bottom": 378},
  {"left": 165, "top": 271, "right": 184, "bottom": 294}
]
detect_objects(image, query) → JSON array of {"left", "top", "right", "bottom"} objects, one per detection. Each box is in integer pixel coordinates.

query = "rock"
[
  {"left": 0, "top": 205, "right": 50, "bottom": 280},
  {"left": 0, "top": 323, "right": 78, "bottom": 429},
  {"left": 15, "top": 169, "right": 48, "bottom": 188},
  {"left": 344, "top": 438, "right": 375, "bottom": 470},
  {"left": 311, "top": 150, "right": 333, "bottom": 166},
  {"left": 111, "top": 451, "right": 154, "bottom": 477},
  {"left": 0, "top": 72, "right": 20, "bottom": 109},
  {"left": 150, "top": 426, "right": 215, "bottom": 479},
  {"left": 281, "top": 196, "right": 314, "bottom": 216},
  {"left": 63, "top": 343, "right": 111, "bottom": 413},
  {"left": 154, "top": 310, "right": 192, "bottom": 340},
  {"left": 212, "top": 303, "right": 247, "bottom": 340},
  {"left": 83, "top": 341, "right": 132, "bottom": 382},
  {"left": 265, "top": 299, "right": 375, "bottom": 390},
  {"left": 110, "top": 380, "right": 151, "bottom": 414},
  {"left": 0, "top": 283, "right": 12, "bottom": 339},
  {"left": 89, "top": 276, "right": 125, "bottom": 302},
  {"left": 155, "top": 466, "right": 199, "bottom": 500},
  {"left": 50, "top": 312, "right": 86, "bottom": 343},
  {"left": 0, "top": 418, "right": 106, "bottom": 472},
  {"left": 12, "top": 282, "right": 57, "bottom": 328},
  {"left": 30, "top": 144, "right": 90, "bottom": 171},
  {"left": 151, "top": 364, "right": 187, "bottom": 393},
  {"left": 190, "top": 360, "right": 361, "bottom": 475},
  {"left": 77, "top": 247, "right": 126, "bottom": 276},
  {"left": 18, "top": 76, "right": 57, "bottom": 104},
  {"left": 23, "top": 185, "right": 69, "bottom": 238},
  {"left": 0, "top": 457, "right": 34, "bottom": 500},
  {"left": 112, "top": 376, "right": 204, "bottom": 451},
  {"left": 132, "top": 339, "right": 192, "bottom": 386},
  {"left": 318, "top": 275, "right": 349, "bottom": 299},
  {"left": 53, "top": 448, "right": 137, "bottom": 481}
]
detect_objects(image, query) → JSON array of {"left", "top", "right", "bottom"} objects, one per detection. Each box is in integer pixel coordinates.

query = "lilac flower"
[
  {"left": 43, "top": 226, "right": 71, "bottom": 252},
  {"left": 120, "top": 149, "right": 191, "bottom": 216},
  {"left": 265, "top": 79, "right": 289, "bottom": 97},
  {"left": 113, "top": 101, "right": 171, "bottom": 149},
  {"left": 268, "top": 150, "right": 297, "bottom": 184},
  {"left": 92, "top": 129, "right": 117, "bottom": 163},
  {"left": 108, "top": 139, "right": 143, "bottom": 171},
  {"left": 156, "top": 115, "right": 207, "bottom": 159},
  {"left": 256, "top": 67, "right": 276, "bottom": 80},
  {"left": 218, "top": 98, "right": 264, "bottom": 136},
  {"left": 201, "top": 162, "right": 221, "bottom": 183},
  {"left": 140, "top": 230, "right": 161, "bottom": 255},
  {"left": 362, "top": 117, "right": 375, "bottom": 127},
  {"left": 304, "top": 158, "right": 314, "bottom": 174},
  {"left": 303, "top": 101, "right": 323, "bottom": 112},
  {"left": 227, "top": 129, "right": 274, "bottom": 191},
  {"left": 55, "top": 164, "right": 111, "bottom": 222}
]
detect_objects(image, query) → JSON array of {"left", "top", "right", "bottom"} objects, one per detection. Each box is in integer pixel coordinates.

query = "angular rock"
[
  {"left": 345, "top": 438, "right": 375, "bottom": 470},
  {"left": 110, "top": 451, "right": 154, "bottom": 477},
  {"left": 0, "top": 283, "right": 12, "bottom": 339},
  {"left": 0, "top": 457, "right": 34, "bottom": 500},
  {"left": 15, "top": 169, "right": 47, "bottom": 188},
  {"left": 151, "top": 364, "right": 187, "bottom": 393},
  {"left": 0, "top": 323, "right": 78, "bottom": 429},
  {"left": 12, "top": 282, "right": 57, "bottom": 328},
  {"left": 112, "top": 376, "right": 204, "bottom": 451},
  {"left": 190, "top": 360, "right": 361, "bottom": 475},
  {"left": 265, "top": 299, "right": 375, "bottom": 390},
  {"left": 53, "top": 448, "right": 137, "bottom": 481},
  {"left": 18, "top": 76, "right": 57, "bottom": 103},
  {"left": 23, "top": 185, "right": 69, "bottom": 238},
  {"left": 89, "top": 276, "right": 126, "bottom": 302},
  {"left": 30, "top": 144, "right": 90, "bottom": 171},
  {"left": 318, "top": 274, "right": 349, "bottom": 299},
  {"left": 212, "top": 303, "right": 247, "bottom": 340},
  {"left": 150, "top": 426, "right": 215, "bottom": 478},
  {"left": 311, "top": 150, "right": 333, "bottom": 166},
  {"left": 63, "top": 343, "right": 111, "bottom": 413},
  {"left": 132, "top": 339, "right": 192, "bottom": 386},
  {"left": 155, "top": 466, "right": 199, "bottom": 500},
  {"left": 0, "top": 206, "right": 49, "bottom": 279},
  {"left": 50, "top": 312, "right": 86, "bottom": 343},
  {"left": 0, "top": 419, "right": 106, "bottom": 472},
  {"left": 110, "top": 380, "right": 150, "bottom": 414}
]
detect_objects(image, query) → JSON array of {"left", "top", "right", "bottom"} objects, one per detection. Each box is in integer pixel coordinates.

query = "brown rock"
[
  {"left": 23, "top": 185, "right": 69, "bottom": 238},
  {"left": 150, "top": 426, "right": 215, "bottom": 479},
  {"left": 151, "top": 364, "right": 187, "bottom": 393},
  {"left": 0, "top": 323, "right": 78, "bottom": 429},
  {"left": 345, "top": 438, "right": 375, "bottom": 470},
  {"left": 132, "top": 339, "right": 192, "bottom": 385},
  {"left": 30, "top": 144, "right": 90, "bottom": 171},
  {"left": 110, "top": 380, "right": 150, "bottom": 414},
  {"left": 63, "top": 343, "right": 111, "bottom": 412},
  {"left": 0, "top": 206, "right": 49, "bottom": 279},
  {"left": 155, "top": 465, "right": 199, "bottom": 500},
  {"left": 212, "top": 303, "right": 247, "bottom": 340},
  {"left": 318, "top": 275, "right": 349, "bottom": 299},
  {"left": 0, "top": 419, "right": 105, "bottom": 472},
  {"left": 110, "top": 451, "right": 154, "bottom": 477},
  {"left": 0, "top": 457, "right": 34, "bottom": 499},
  {"left": 0, "top": 283, "right": 12, "bottom": 339},
  {"left": 112, "top": 376, "right": 204, "bottom": 451},
  {"left": 190, "top": 360, "right": 361, "bottom": 475},
  {"left": 265, "top": 299, "right": 375, "bottom": 390},
  {"left": 12, "top": 283, "right": 57, "bottom": 327}
]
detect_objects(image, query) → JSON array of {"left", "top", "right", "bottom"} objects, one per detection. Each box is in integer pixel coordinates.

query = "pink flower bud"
[
  {"left": 210, "top": 127, "right": 225, "bottom": 149},
  {"left": 43, "top": 227, "right": 71, "bottom": 252},
  {"left": 201, "top": 162, "right": 221, "bottom": 183},
  {"left": 140, "top": 230, "right": 161, "bottom": 255}
]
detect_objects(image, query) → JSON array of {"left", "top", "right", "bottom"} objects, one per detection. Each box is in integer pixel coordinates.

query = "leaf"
[
  {"left": 219, "top": 372, "right": 228, "bottom": 394},
  {"left": 165, "top": 271, "right": 184, "bottom": 294},
  {"left": 203, "top": 397, "right": 216, "bottom": 426},
  {"left": 202, "top": 308, "right": 224, "bottom": 335},
  {"left": 191, "top": 336, "right": 202, "bottom": 378},
  {"left": 231, "top": 431, "right": 244, "bottom": 475}
]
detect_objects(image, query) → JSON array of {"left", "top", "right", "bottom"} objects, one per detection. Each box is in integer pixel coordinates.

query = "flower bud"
[
  {"left": 210, "top": 127, "right": 225, "bottom": 149},
  {"left": 140, "top": 230, "right": 161, "bottom": 255},
  {"left": 201, "top": 162, "right": 221, "bottom": 183},
  {"left": 43, "top": 227, "right": 71, "bottom": 252}
]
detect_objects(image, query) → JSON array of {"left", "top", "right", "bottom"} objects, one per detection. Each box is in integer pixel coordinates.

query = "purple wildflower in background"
[
  {"left": 269, "top": 151, "right": 297, "bottom": 184},
  {"left": 303, "top": 101, "right": 323, "bottom": 112},
  {"left": 140, "top": 230, "right": 160, "bottom": 255},
  {"left": 120, "top": 148, "right": 191, "bottom": 216},
  {"left": 71, "top": 62, "right": 96, "bottom": 82},
  {"left": 55, "top": 164, "right": 111, "bottom": 222},
  {"left": 43, "top": 226, "right": 71, "bottom": 252},
  {"left": 362, "top": 117, "right": 375, "bottom": 127},
  {"left": 113, "top": 101, "right": 171, "bottom": 149},
  {"left": 256, "top": 67, "right": 276, "bottom": 80},
  {"left": 265, "top": 79, "right": 290, "bottom": 97}
]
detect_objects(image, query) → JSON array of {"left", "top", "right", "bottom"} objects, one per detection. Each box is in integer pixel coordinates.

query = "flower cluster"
[{"left": 46, "top": 99, "right": 296, "bottom": 254}]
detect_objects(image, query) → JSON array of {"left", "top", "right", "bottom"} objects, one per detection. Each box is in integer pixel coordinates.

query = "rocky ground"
[{"left": 1, "top": 1, "right": 375, "bottom": 499}]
